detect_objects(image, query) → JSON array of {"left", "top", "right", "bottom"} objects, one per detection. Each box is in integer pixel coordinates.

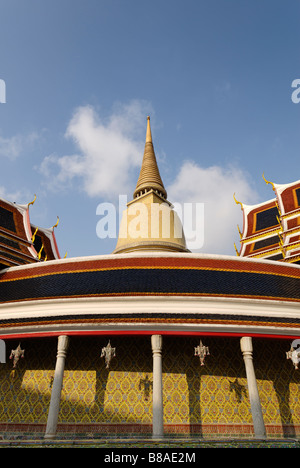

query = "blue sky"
[{"left": 0, "top": 0, "right": 299, "bottom": 258}]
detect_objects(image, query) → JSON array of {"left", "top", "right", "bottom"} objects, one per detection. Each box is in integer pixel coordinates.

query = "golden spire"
[
  {"left": 114, "top": 115, "right": 188, "bottom": 254},
  {"left": 133, "top": 116, "right": 167, "bottom": 200}
]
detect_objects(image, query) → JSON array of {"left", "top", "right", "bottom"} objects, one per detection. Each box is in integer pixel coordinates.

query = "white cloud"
[
  {"left": 38, "top": 101, "right": 260, "bottom": 256},
  {"left": 39, "top": 100, "right": 152, "bottom": 199},
  {"left": 0, "top": 185, "right": 31, "bottom": 204},
  {"left": 0, "top": 132, "right": 39, "bottom": 160},
  {"left": 168, "top": 161, "right": 259, "bottom": 254}
]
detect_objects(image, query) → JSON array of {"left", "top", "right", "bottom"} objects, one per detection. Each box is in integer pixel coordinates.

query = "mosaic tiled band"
[
  {"left": 1, "top": 255, "right": 300, "bottom": 303},
  {"left": 0, "top": 255, "right": 300, "bottom": 336}
]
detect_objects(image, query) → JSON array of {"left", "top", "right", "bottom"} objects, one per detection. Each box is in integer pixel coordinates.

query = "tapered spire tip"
[
  {"left": 146, "top": 116, "right": 152, "bottom": 143},
  {"left": 133, "top": 116, "right": 167, "bottom": 199}
]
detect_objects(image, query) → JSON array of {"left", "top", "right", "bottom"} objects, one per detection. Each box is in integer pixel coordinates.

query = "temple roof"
[
  {"left": 31, "top": 222, "right": 61, "bottom": 261},
  {"left": 133, "top": 116, "right": 167, "bottom": 200},
  {"left": 0, "top": 195, "right": 60, "bottom": 270},
  {"left": 0, "top": 196, "right": 38, "bottom": 269},
  {"left": 235, "top": 177, "right": 300, "bottom": 264}
]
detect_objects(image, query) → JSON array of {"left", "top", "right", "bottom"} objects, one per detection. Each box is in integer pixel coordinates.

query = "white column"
[
  {"left": 44, "top": 335, "right": 69, "bottom": 439},
  {"left": 151, "top": 334, "right": 164, "bottom": 438},
  {"left": 240, "top": 337, "right": 266, "bottom": 439}
]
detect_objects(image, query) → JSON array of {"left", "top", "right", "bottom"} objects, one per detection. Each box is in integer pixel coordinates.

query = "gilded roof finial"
[
  {"left": 28, "top": 194, "right": 37, "bottom": 208},
  {"left": 31, "top": 227, "right": 39, "bottom": 243},
  {"left": 237, "top": 224, "right": 242, "bottom": 239},
  {"left": 233, "top": 193, "right": 243, "bottom": 210},
  {"left": 38, "top": 244, "right": 44, "bottom": 260},
  {"left": 262, "top": 172, "right": 275, "bottom": 192},
  {"left": 234, "top": 242, "right": 240, "bottom": 256},
  {"left": 52, "top": 216, "right": 60, "bottom": 229}
]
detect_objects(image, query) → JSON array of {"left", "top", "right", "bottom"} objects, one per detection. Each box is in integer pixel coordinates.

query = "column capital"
[
  {"left": 240, "top": 336, "right": 253, "bottom": 354},
  {"left": 57, "top": 335, "right": 69, "bottom": 351},
  {"left": 151, "top": 334, "right": 163, "bottom": 353},
  {"left": 57, "top": 335, "right": 69, "bottom": 358}
]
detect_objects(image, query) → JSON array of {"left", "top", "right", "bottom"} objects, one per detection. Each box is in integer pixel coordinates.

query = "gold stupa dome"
[{"left": 113, "top": 117, "right": 189, "bottom": 254}]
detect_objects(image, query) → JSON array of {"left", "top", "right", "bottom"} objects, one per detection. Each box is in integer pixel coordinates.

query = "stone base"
[{"left": 0, "top": 423, "right": 299, "bottom": 440}]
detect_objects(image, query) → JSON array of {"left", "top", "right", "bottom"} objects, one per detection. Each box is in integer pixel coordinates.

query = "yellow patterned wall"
[{"left": 0, "top": 336, "right": 299, "bottom": 433}]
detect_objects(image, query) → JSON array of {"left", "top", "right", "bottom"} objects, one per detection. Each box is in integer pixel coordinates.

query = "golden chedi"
[{"left": 114, "top": 117, "right": 189, "bottom": 254}]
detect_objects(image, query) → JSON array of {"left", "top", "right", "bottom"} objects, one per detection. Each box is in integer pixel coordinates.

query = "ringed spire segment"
[{"left": 133, "top": 116, "right": 167, "bottom": 200}]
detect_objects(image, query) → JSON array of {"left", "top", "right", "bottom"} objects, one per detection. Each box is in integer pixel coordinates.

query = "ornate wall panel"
[{"left": 0, "top": 336, "right": 299, "bottom": 436}]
